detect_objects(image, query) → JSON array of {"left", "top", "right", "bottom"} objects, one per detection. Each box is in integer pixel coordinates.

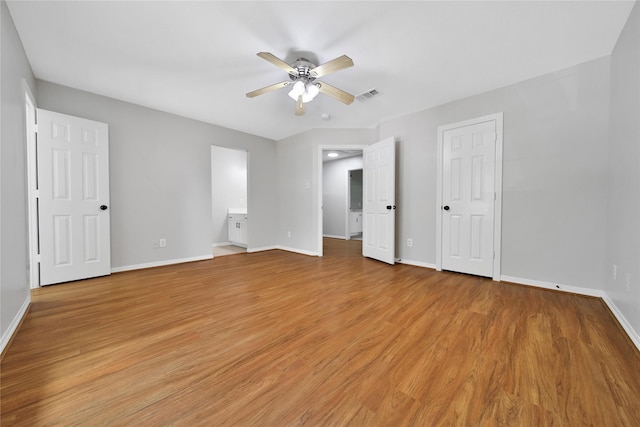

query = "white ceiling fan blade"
[
  {"left": 310, "top": 55, "right": 354, "bottom": 78},
  {"left": 257, "top": 52, "right": 298, "bottom": 76},
  {"left": 295, "top": 95, "right": 305, "bottom": 116},
  {"left": 246, "top": 81, "right": 290, "bottom": 98},
  {"left": 317, "top": 82, "right": 355, "bottom": 105}
]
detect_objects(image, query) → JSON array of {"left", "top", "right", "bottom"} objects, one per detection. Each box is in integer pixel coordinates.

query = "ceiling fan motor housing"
[{"left": 290, "top": 58, "right": 316, "bottom": 80}]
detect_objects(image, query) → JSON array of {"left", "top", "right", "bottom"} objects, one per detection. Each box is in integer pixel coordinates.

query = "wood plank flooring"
[{"left": 2, "top": 238, "right": 639, "bottom": 425}]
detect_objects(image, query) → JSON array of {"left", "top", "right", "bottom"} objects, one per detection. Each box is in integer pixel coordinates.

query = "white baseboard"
[
  {"left": 212, "top": 242, "right": 231, "bottom": 248},
  {"left": 323, "top": 234, "right": 346, "bottom": 240},
  {"left": 397, "top": 258, "right": 437, "bottom": 269},
  {"left": 247, "top": 245, "right": 318, "bottom": 257},
  {"left": 243, "top": 245, "right": 319, "bottom": 256},
  {"left": 111, "top": 254, "right": 213, "bottom": 273},
  {"left": 500, "top": 275, "right": 605, "bottom": 297},
  {"left": 247, "top": 245, "right": 278, "bottom": 253},
  {"left": 1, "top": 293, "right": 31, "bottom": 354},
  {"left": 601, "top": 295, "right": 640, "bottom": 351},
  {"left": 275, "top": 245, "right": 319, "bottom": 257}
]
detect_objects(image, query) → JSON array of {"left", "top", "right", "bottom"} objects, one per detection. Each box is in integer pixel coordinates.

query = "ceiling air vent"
[{"left": 356, "top": 88, "right": 380, "bottom": 102}]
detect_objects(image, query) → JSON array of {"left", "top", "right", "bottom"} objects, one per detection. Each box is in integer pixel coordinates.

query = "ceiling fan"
[{"left": 246, "top": 52, "right": 355, "bottom": 116}]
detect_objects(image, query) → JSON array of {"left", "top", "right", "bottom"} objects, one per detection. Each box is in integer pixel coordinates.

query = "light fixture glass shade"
[
  {"left": 288, "top": 81, "right": 320, "bottom": 103},
  {"left": 288, "top": 80, "right": 305, "bottom": 101},
  {"left": 303, "top": 83, "right": 320, "bottom": 103}
]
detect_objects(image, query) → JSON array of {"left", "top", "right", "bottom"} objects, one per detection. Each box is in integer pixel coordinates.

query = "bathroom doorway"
[{"left": 211, "top": 146, "right": 248, "bottom": 257}]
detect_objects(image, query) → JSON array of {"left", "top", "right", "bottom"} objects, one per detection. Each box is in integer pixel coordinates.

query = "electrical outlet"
[
  {"left": 159, "top": 238, "right": 167, "bottom": 248},
  {"left": 625, "top": 273, "right": 630, "bottom": 291},
  {"left": 407, "top": 238, "right": 413, "bottom": 247},
  {"left": 287, "top": 231, "right": 291, "bottom": 238},
  {"left": 152, "top": 240, "right": 159, "bottom": 248},
  {"left": 613, "top": 264, "right": 617, "bottom": 280}
]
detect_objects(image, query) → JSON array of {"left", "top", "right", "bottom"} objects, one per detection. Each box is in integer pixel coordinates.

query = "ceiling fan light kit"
[
  {"left": 287, "top": 80, "right": 320, "bottom": 103},
  {"left": 247, "top": 52, "right": 355, "bottom": 116}
]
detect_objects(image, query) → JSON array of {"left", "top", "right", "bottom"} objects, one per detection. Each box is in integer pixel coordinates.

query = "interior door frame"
[
  {"left": 436, "top": 112, "right": 504, "bottom": 281},
  {"left": 346, "top": 167, "right": 363, "bottom": 240},
  {"left": 316, "top": 144, "right": 367, "bottom": 256},
  {"left": 24, "top": 83, "right": 39, "bottom": 288}
]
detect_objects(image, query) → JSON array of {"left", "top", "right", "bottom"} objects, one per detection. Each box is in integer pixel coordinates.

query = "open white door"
[
  {"left": 362, "top": 137, "right": 396, "bottom": 264},
  {"left": 37, "top": 109, "right": 111, "bottom": 285}
]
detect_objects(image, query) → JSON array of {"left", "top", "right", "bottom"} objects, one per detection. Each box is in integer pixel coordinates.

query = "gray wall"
[
  {"left": 277, "top": 58, "right": 610, "bottom": 285},
  {"left": 605, "top": 2, "right": 640, "bottom": 332},
  {"left": 378, "top": 56, "right": 610, "bottom": 290},
  {"left": 277, "top": 128, "right": 377, "bottom": 253},
  {"left": 0, "top": 0, "right": 36, "bottom": 348},
  {"left": 211, "top": 145, "right": 247, "bottom": 244},
  {"left": 36, "top": 81, "right": 277, "bottom": 268},
  {"left": 323, "top": 155, "right": 363, "bottom": 238}
]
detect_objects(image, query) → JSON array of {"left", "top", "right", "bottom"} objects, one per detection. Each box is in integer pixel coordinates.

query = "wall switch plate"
[
  {"left": 159, "top": 238, "right": 167, "bottom": 248},
  {"left": 407, "top": 238, "right": 413, "bottom": 247},
  {"left": 625, "top": 273, "right": 630, "bottom": 291},
  {"left": 287, "top": 231, "right": 291, "bottom": 238}
]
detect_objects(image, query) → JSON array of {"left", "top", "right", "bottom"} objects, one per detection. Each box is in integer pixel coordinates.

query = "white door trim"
[
  {"left": 24, "top": 84, "right": 39, "bottom": 288},
  {"left": 346, "top": 167, "right": 363, "bottom": 241},
  {"left": 345, "top": 169, "right": 351, "bottom": 240},
  {"left": 436, "top": 112, "right": 503, "bottom": 281},
  {"left": 317, "top": 145, "right": 367, "bottom": 256}
]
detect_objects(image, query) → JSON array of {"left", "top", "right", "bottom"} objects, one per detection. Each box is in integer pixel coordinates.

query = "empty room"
[{"left": 1, "top": 1, "right": 639, "bottom": 425}]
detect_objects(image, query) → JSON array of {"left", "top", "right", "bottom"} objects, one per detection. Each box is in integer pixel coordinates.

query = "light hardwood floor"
[
  {"left": 2, "top": 239, "right": 639, "bottom": 425},
  {"left": 213, "top": 244, "right": 247, "bottom": 257}
]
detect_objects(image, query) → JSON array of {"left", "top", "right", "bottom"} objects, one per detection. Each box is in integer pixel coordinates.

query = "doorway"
[
  {"left": 211, "top": 146, "right": 248, "bottom": 256},
  {"left": 317, "top": 145, "right": 367, "bottom": 256},
  {"left": 322, "top": 151, "right": 363, "bottom": 240}
]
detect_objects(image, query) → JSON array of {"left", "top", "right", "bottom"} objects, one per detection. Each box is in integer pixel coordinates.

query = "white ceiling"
[{"left": 7, "top": 1, "right": 635, "bottom": 141}]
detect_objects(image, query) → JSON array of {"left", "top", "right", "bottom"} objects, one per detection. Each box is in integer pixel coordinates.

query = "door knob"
[
  {"left": 443, "top": 205, "right": 450, "bottom": 211},
  {"left": 100, "top": 205, "right": 108, "bottom": 211}
]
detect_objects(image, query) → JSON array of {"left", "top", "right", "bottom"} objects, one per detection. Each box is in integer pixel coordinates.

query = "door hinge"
[
  {"left": 34, "top": 124, "right": 38, "bottom": 133},
  {"left": 34, "top": 189, "right": 40, "bottom": 199},
  {"left": 493, "top": 251, "right": 496, "bottom": 259},
  {"left": 35, "top": 254, "right": 41, "bottom": 263},
  {"left": 494, "top": 192, "right": 496, "bottom": 200}
]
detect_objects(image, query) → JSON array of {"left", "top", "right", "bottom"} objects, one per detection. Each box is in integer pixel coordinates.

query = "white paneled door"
[
  {"left": 37, "top": 109, "right": 111, "bottom": 286},
  {"left": 363, "top": 137, "right": 396, "bottom": 264},
  {"left": 441, "top": 118, "right": 498, "bottom": 278}
]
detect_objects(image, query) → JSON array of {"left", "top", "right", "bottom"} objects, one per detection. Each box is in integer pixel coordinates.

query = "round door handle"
[
  {"left": 443, "top": 205, "right": 450, "bottom": 211},
  {"left": 100, "top": 205, "right": 108, "bottom": 211}
]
